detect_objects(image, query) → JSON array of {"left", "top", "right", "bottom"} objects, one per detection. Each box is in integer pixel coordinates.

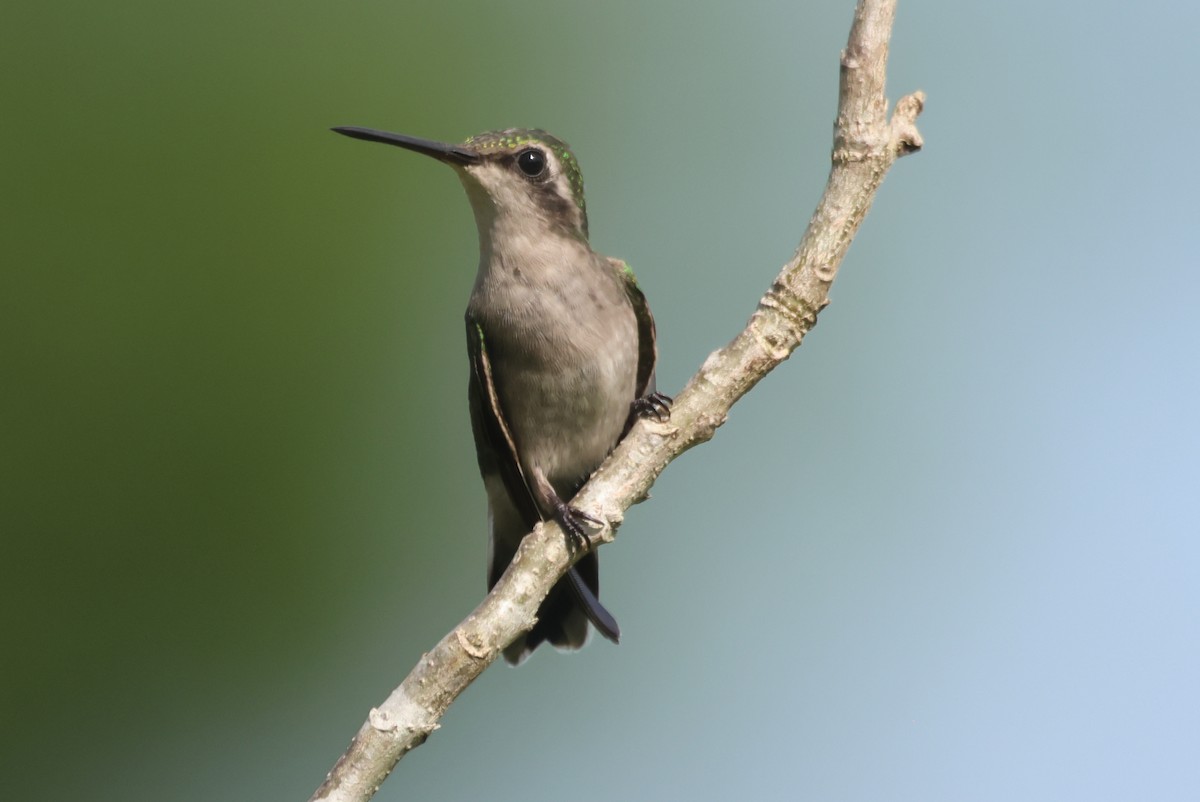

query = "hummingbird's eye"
[{"left": 516, "top": 148, "right": 547, "bottom": 178}]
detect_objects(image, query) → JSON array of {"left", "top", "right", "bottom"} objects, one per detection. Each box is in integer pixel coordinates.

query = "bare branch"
[{"left": 310, "top": 2, "right": 923, "bottom": 799}]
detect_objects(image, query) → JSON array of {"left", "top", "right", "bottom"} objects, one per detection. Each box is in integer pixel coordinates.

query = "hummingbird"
[{"left": 332, "top": 125, "right": 670, "bottom": 664}]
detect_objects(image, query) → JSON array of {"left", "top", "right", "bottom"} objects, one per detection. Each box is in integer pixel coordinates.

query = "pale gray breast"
[{"left": 474, "top": 256, "right": 639, "bottom": 489}]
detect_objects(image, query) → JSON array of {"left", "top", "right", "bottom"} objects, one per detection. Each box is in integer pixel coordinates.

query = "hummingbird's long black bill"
[{"left": 331, "top": 126, "right": 480, "bottom": 165}]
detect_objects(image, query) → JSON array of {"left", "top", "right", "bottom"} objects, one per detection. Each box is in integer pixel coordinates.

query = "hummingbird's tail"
[{"left": 489, "top": 512, "right": 620, "bottom": 665}]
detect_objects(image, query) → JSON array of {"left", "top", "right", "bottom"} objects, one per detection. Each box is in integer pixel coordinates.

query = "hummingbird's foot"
[
  {"left": 632, "top": 391, "right": 673, "bottom": 423},
  {"left": 554, "top": 501, "right": 604, "bottom": 551}
]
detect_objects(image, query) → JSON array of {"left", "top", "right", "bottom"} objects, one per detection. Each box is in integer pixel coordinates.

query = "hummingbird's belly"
[
  {"left": 501, "top": 328, "right": 637, "bottom": 494},
  {"left": 471, "top": 247, "right": 641, "bottom": 498}
]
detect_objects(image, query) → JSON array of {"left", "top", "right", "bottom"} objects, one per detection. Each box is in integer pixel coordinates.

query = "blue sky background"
[{"left": 4, "top": 1, "right": 1198, "bottom": 800}]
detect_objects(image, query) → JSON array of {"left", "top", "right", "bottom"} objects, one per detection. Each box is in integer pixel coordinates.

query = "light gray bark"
[{"left": 310, "top": 2, "right": 924, "bottom": 799}]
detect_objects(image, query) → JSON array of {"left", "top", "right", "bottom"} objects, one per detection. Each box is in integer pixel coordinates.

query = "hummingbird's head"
[{"left": 332, "top": 126, "right": 590, "bottom": 241}]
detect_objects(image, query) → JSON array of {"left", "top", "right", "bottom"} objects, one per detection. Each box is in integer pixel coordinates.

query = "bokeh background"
[{"left": 5, "top": 0, "right": 1198, "bottom": 800}]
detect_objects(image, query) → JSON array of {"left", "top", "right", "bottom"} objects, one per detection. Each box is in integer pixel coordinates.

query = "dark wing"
[
  {"left": 465, "top": 314, "right": 540, "bottom": 528},
  {"left": 467, "top": 314, "right": 621, "bottom": 646},
  {"left": 609, "top": 258, "right": 658, "bottom": 398}
]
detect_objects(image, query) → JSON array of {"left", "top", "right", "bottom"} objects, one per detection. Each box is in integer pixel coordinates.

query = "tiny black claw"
[
  {"left": 555, "top": 502, "right": 603, "bottom": 551},
  {"left": 632, "top": 391, "right": 673, "bottom": 423}
]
